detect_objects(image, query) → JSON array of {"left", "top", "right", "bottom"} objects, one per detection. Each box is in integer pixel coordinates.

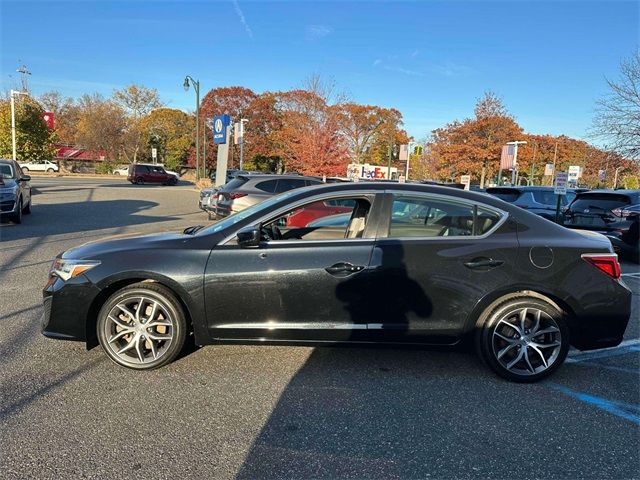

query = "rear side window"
[
  {"left": 487, "top": 189, "right": 521, "bottom": 203},
  {"left": 389, "top": 195, "right": 502, "bottom": 238},
  {"left": 531, "top": 190, "right": 557, "bottom": 205},
  {"left": 570, "top": 193, "right": 632, "bottom": 211},
  {"left": 135, "top": 165, "right": 150, "bottom": 173},
  {"left": 225, "top": 177, "right": 250, "bottom": 191},
  {"left": 275, "top": 178, "right": 306, "bottom": 193},
  {"left": 255, "top": 179, "right": 277, "bottom": 193}
]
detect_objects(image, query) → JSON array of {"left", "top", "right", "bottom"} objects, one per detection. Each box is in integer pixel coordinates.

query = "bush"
[
  {"left": 196, "top": 178, "right": 212, "bottom": 190},
  {"left": 621, "top": 175, "right": 639, "bottom": 189},
  {"left": 96, "top": 161, "right": 115, "bottom": 175}
]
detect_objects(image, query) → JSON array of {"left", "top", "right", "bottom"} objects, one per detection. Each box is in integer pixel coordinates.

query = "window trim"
[
  {"left": 220, "top": 190, "right": 381, "bottom": 246},
  {"left": 381, "top": 190, "right": 509, "bottom": 241}
]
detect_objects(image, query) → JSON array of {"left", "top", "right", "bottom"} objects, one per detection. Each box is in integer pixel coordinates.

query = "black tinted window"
[
  {"left": 486, "top": 188, "right": 521, "bottom": 203},
  {"left": 224, "top": 177, "right": 249, "bottom": 190},
  {"left": 255, "top": 179, "right": 277, "bottom": 193},
  {"left": 275, "top": 178, "right": 306, "bottom": 193},
  {"left": 389, "top": 196, "right": 501, "bottom": 237},
  {"left": 570, "top": 193, "right": 632, "bottom": 211},
  {"left": 135, "top": 165, "right": 150, "bottom": 173}
]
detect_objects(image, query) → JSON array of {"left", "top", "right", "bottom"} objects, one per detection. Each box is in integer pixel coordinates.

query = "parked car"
[
  {"left": 285, "top": 198, "right": 354, "bottom": 227},
  {"left": 210, "top": 168, "right": 249, "bottom": 185},
  {"left": 19, "top": 159, "right": 59, "bottom": 173},
  {"left": 485, "top": 186, "right": 587, "bottom": 221},
  {"left": 199, "top": 186, "right": 221, "bottom": 220},
  {"left": 127, "top": 163, "right": 178, "bottom": 185},
  {"left": 0, "top": 158, "right": 32, "bottom": 224},
  {"left": 563, "top": 189, "right": 640, "bottom": 262},
  {"left": 214, "top": 174, "right": 322, "bottom": 218},
  {"left": 112, "top": 166, "right": 130, "bottom": 176},
  {"left": 42, "top": 182, "right": 631, "bottom": 382}
]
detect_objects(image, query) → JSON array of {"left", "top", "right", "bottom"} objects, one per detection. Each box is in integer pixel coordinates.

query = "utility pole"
[
  {"left": 613, "top": 166, "right": 623, "bottom": 189},
  {"left": 16, "top": 64, "right": 31, "bottom": 93},
  {"left": 239, "top": 118, "right": 248, "bottom": 170}
]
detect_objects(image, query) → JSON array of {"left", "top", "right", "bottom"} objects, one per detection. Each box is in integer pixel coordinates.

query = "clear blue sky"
[{"left": 1, "top": 0, "right": 637, "bottom": 141}]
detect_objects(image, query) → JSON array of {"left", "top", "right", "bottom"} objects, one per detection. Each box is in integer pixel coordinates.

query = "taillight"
[
  {"left": 612, "top": 205, "right": 638, "bottom": 218},
  {"left": 228, "top": 192, "right": 247, "bottom": 199},
  {"left": 581, "top": 254, "right": 621, "bottom": 279},
  {"left": 611, "top": 207, "right": 623, "bottom": 217}
]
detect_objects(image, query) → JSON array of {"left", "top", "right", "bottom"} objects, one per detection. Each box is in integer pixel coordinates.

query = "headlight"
[{"left": 50, "top": 259, "right": 101, "bottom": 281}]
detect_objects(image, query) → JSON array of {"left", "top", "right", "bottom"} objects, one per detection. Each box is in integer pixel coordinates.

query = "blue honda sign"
[{"left": 212, "top": 114, "right": 231, "bottom": 144}]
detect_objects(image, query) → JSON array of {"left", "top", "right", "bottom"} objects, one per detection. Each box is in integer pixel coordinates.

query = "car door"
[
  {"left": 367, "top": 191, "right": 519, "bottom": 344},
  {"left": 14, "top": 161, "right": 30, "bottom": 206},
  {"left": 203, "top": 192, "right": 382, "bottom": 342}
]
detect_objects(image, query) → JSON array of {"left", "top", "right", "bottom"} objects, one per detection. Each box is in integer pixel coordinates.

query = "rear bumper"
[{"left": 568, "top": 279, "right": 632, "bottom": 351}]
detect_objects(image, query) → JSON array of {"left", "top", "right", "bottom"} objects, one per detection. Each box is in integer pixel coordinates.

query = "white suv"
[{"left": 20, "top": 159, "right": 59, "bottom": 173}]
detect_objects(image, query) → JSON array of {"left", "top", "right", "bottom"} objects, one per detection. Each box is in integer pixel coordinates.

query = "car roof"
[
  {"left": 241, "top": 174, "right": 320, "bottom": 180},
  {"left": 0, "top": 158, "right": 14, "bottom": 164}
]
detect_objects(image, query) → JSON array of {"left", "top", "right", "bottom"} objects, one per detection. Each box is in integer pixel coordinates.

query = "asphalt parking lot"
[{"left": 1, "top": 176, "right": 639, "bottom": 479}]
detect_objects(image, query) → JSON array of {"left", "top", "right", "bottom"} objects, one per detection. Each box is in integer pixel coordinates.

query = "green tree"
[
  {"left": 138, "top": 108, "right": 194, "bottom": 171},
  {"left": 0, "top": 98, "right": 56, "bottom": 162}
]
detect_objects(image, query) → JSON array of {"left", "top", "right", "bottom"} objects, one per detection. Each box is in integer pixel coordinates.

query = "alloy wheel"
[
  {"left": 491, "top": 307, "right": 562, "bottom": 376},
  {"left": 102, "top": 295, "right": 175, "bottom": 365}
]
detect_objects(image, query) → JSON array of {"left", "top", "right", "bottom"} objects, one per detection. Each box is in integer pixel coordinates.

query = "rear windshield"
[
  {"left": 570, "top": 193, "right": 632, "bottom": 211},
  {"left": 486, "top": 189, "right": 521, "bottom": 203},
  {"left": 531, "top": 190, "right": 557, "bottom": 205},
  {"left": 224, "top": 177, "right": 249, "bottom": 191}
]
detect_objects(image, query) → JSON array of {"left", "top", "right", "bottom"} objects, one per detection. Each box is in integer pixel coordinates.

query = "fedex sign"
[{"left": 347, "top": 163, "right": 398, "bottom": 180}]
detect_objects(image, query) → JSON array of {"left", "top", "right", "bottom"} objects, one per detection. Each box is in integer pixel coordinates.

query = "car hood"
[
  {"left": 0, "top": 179, "right": 18, "bottom": 191},
  {"left": 62, "top": 231, "right": 188, "bottom": 259}
]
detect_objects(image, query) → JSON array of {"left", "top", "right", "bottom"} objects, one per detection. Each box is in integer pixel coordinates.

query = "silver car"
[
  {"left": 215, "top": 174, "right": 322, "bottom": 218},
  {"left": 0, "top": 158, "right": 32, "bottom": 224}
]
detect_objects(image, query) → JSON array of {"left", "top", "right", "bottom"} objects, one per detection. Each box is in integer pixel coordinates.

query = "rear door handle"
[
  {"left": 325, "top": 262, "right": 365, "bottom": 277},
  {"left": 464, "top": 258, "right": 504, "bottom": 269}
]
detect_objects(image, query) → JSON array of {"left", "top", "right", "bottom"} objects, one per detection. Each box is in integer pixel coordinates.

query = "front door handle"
[
  {"left": 325, "top": 262, "right": 365, "bottom": 277},
  {"left": 464, "top": 258, "right": 504, "bottom": 269}
]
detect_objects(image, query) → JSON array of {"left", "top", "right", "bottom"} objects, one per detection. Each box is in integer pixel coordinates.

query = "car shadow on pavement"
[{"left": 0, "top": 199, "right": 177, "bottom": 242}]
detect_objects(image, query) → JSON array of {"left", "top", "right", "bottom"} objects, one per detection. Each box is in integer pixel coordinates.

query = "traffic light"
[{"left": 413, "top": 145, "right": 423, "bottom": 156}]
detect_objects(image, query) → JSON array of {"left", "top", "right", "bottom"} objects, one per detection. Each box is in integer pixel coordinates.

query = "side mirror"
[
  {"left": 237, "top": 226, "right": 261, "bottom": 248},
  {"left": 20, "top": 175, "right": 31, "bottom": 182}
]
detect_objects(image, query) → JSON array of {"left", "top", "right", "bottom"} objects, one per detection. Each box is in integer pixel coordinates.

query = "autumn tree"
[
  {"left": 38, "top": 91, "right": 80, "bottom": 145},
  {"left": 0, "top": 97, "right": 56, "bottom": 161},
  {"left": 273, "top": 89, "right": 348, "bottom": 176},
  {"left": 592, "top": 52, "right": 640, "bottom": 161},
  {"left": 427, "top": 92, "right": 523, "bottom": 184},
  {"left": 112, "top": 85, "right": 163, "bottom": 163},
  {"left": 138, "top": 108, "right": 194, "bottom": 171},
  {"left": 74, "top": 94, "right": 126, "bottom": 160}
]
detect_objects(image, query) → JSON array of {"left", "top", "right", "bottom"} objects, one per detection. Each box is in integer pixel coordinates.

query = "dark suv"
[
  {"left": 215, "top": 174, "right": 322, "bottom": 218},
  {"left": 127, "top": 163, "right": 178, "bottom": 185},
  {"left": 564, "top": 189, "right": 640, "bottom": 261},
  {"left": 485, "top": 186, "right": 586, "bottom": 221}
]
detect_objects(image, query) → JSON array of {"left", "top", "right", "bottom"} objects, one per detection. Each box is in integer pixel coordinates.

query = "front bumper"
[
  {"left": 41, "top": 275, "right": 101, "bottom": 342},
  {"left": 0, "top": 195, "right": 17, "bottom": 214}
]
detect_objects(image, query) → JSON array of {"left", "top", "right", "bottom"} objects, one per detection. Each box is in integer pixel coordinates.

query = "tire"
[
  {"left": 169, "top": 177, "right": 178, "bottom": 186},
  {"left": 97, "top": 282, "right": 187, "bottom": 370},
  {"left": 476, "top": 296, "right": 569, "bottom": 382},
  {"left": 22, "top": 199, "right": 31, "bottom": 214},
  {"left": 21, "top": 167, "right": 29, "bottom": 174},
  {"left": 47, "top": 168, "right": 54, "bottom": 173},
  {"left": 10, "top": 198, "right": 23, "bottom": 224},
  {"left": 135, "top": 177, "right": 144, "bottom": 185},
  {"left": 114, "top": 171, "right": 120, "bottom": 175}
]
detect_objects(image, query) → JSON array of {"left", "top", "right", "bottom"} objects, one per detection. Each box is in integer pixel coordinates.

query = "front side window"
[
  {"left": 261, "top": 196, "right": 372, "bottom": 241},
  {"left": 389, "top": 195, "right": 501, "bottom": 238},
  {"left": 0, "top": 164, "right": 13, "bottom": 179}
]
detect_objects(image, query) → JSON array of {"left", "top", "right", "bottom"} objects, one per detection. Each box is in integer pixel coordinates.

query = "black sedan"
[{"left": 42, "top": 183, "right": 632, "bottom": 382}]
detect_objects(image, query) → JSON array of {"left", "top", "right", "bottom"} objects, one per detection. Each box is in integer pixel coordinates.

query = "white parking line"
[{"left": 621, "top": 273, "right": 640, "bottom": 278}]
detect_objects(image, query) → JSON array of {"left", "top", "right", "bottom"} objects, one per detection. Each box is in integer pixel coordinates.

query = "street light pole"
[
  {"left": 183, "top": 75, "right": 200, "bottom": 180},
  {"left": 613, "top": 166, "right": 623, "bottom": 189},
  {"left": 10, "top": 90, "right": 28, "bottom": 161},
  {"left": 239, "top": 118, "right": 248, "bottom": 170},
  {"left": 506, "top": 140, "right": 527, "bottom": 186}
]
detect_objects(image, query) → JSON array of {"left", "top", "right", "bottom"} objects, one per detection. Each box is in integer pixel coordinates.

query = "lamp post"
[
  {"left": 10, "top": 90, "right": 28, "bottom": 161},
  {"left": 506, "top": 140, "right": 527, "bottom": 186},
  {"left": 239, "top": 118, "right": 248, "bottom": 170},
  {"left": 183, "top": 75, "right": 200, "bottom": 180}
]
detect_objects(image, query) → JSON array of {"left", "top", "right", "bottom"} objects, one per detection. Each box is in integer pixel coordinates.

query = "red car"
[
  {"left": 286, "top": 199, "right": 354, "bottom": 227},
  {"left": 127, "top": 163, "right": 178, "bottom": 185}
]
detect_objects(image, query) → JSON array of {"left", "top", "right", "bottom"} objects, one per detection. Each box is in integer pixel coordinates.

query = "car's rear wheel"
[
  {"left": 476, "top": 297, "right": 569, "bottom": 382},
  {"left": 47, "top": 168, "right": 54, "bottom": 173},
  {"left": 135, "top": 177, "right": 144, "bottom": 185},
  {"left": 97, "top": 283, "right": 187, "bottom": 370}
]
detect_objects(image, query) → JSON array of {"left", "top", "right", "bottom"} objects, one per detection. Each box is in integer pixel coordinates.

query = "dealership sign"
[{"left": 212, "top": 114, "right": 231, "bottom": 144}]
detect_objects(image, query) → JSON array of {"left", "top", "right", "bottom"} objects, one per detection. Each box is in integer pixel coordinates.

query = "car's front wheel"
[
  {"left": 97, "top": 282, "right": 187, "bottom": 370},
  {"left": 476, "top": 296, "right": 569, "bottom": 382},
  {"left": 47, "top": 168, "right": 55, "bottom": 173}
]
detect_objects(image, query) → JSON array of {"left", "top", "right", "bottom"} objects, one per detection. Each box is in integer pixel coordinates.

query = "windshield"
[
  {"left": 197, "top": 189, "right": 302, "bottom": 235},
  {"left": 0, "top": 164, "right": 13, "bottom": 179}
]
